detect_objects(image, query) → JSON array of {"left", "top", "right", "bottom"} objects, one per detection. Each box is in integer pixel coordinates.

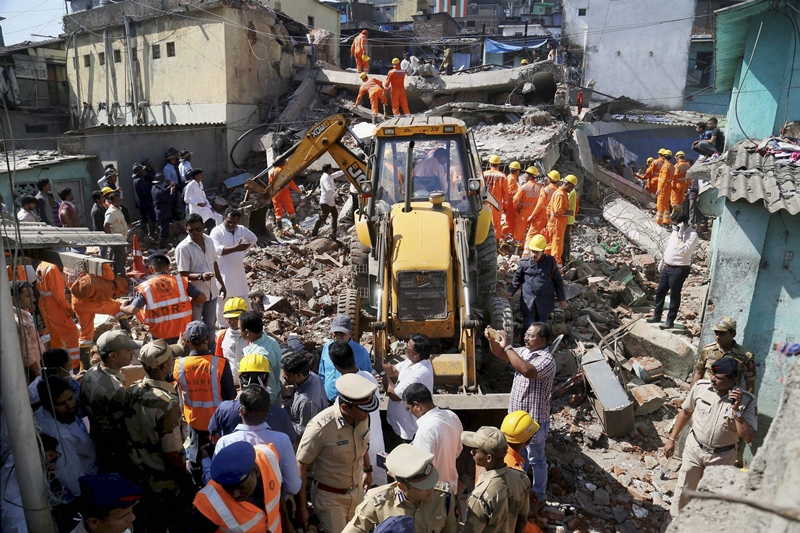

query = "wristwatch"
[{"left": 363, "top": 466, "right": 373, "bottom": 473}]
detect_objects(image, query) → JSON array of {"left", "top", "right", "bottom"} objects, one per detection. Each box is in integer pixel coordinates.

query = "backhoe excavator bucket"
[{"left": 241, "top": 202, "right": 272, "bottom": 240}]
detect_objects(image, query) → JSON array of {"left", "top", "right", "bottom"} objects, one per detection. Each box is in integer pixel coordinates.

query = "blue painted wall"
[
  {"left": 586, "top": 126, "right": 698, "bottom": 166},
  {"left": 701, "top": 198, "right": 800, "bottom": 458},
  {"left": 726, "top": 9, "right": 800, "bottom": 146}
]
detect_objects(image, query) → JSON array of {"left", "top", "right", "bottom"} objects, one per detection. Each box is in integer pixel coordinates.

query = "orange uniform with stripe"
[
  {"left": 193, "top": 443, "right": 283, "bottom": 533},
  {"left": 671, "top": 160, "right": 691, "bottom": 208},
  {"left": 175, "top": 354, "right": 226, "bottom": 431},
  {"left": 71, "top": 266, "right": 125, "bottom": 343},
  {"left": 356, "top": 78, "right": 387, "bottom": 115},
  {"left": 134, "top": 273, "right": 193, "bottom": 339},
  {"left": 351, "top": 31, "right": 368, "bottom": 73},
  {"left": 655, "top": 161, "right": 675, "bottom": 225},
  {"left": 502, "top": 172, "right": 520, "bottom": 238},
  {"left": 513, "top": 181, "right": 541, "bottom": 243},
  {"left": 640, "top": 159, "right": 663, "bottom": 195},
  {"left": 483, "top": 168, "right": 507, "bottom": 234},
  {"left": 544, "top": 187, "right": 569, "bottom": 266},
  {"left": 36, "top": 262, "right": 81, "bottom": 368},
  {"left": 385, "top": 67, "right": 409, "bottom": 115},
  {"left": 525, "top": 182, "right": 558, "bottom": 249},
  {"left": 268, "top": 168, "right": 301, "bottom": 219}
]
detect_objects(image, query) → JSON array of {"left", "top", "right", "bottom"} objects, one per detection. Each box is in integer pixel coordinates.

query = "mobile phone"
[
  {"left": 729, "top": 385, "right": 740, "bottom": 404},
  {"left": 376, "top": 451, "right": 388, "bottom": 470}
]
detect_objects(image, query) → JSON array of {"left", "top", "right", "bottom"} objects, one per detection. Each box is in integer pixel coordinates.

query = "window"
[
  {"left": 83, "top": 55, "right": 90, "bottom": 67},
  {"left": 152, "top": 44, "right": 161, "bottom": 59},
  {"left": 114, "top": 50, "right": 122, "bottom": 63},
  {"left": 466, "top": 20, "right": 475, "bottom": 27},
  {"left": 514, "top": 32, "right": 523, "bottom": 36},
  {"left": 25, "top": 124, "right": 48, "bottom": 133},
  {"left": 166, "top": 42, "right": 175, "bottom": 57},
  {"left": 307, "top": 16, "right": 314, "bottom": 27},
  {"left": 131, "top": 48, "right": 137, "bottom": 61},
  {"left": 578, "top": 8, "right": 587, "bottom": 15},
  {"left": 99, "top": 52, "right": 105, "bottom": 65}
]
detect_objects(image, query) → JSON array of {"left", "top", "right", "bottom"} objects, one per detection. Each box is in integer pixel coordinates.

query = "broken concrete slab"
[
  {"left": 631, "top": 384, "right": 667, "bottom": 415},
  {"left": 573, "top": 128, "right": 596, "bottom": 180},
  {"left": 630, "top": 356, "right": 664, "bottom": 382},
  {"left": 602, "top": 198, "right": 670, "bottom": 261},
  {"left": 277, "top": 78, "right": 319, "bottom": 124},
  {"left": 623, "top": 321, "right": 697, "bottom": 379},
  {"left": 594, "top": 165, "right": 654, "bottom": 206}
]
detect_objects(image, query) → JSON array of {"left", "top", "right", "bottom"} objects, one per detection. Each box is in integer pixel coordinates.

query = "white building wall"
[{"left": 562, "top": 0, "right": 696, "bottom": 110}]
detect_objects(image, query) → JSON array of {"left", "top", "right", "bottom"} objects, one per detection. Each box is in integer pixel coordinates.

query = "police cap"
[
  {"left": 712, "top": 316, "right": 737, "bottom": 332},
  {"left": 139, "top": 339, "right": 182, "bottom": 369},
  {"left": 211, "top": 441, "right": 256, "bottom": 485},
  {"left": 375, "top": 516, "right": 415, "bottom": 533},
  {"left": 97, "top": 330, "right": 141, "bottom": 354},
  {"left": 78, "top": 473, "right": 142, "bottom": 515},
  {"left": 711, "top": 356, "right": 738, "bottom": 377},
  {"left": 185, "top": 320, "right": 209, "bottom": 343},
  {"left": 461, "top": 426, "right": 508, "bottom": 455},
  {"left": 336, "top": 373, "right": 379, "bottom": 412},
  {"left": 386, "top": 444, "right": 439, "bottom": 490}
]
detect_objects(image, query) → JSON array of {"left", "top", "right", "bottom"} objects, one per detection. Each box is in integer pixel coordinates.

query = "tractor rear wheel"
[{"left": 336, "top": 289, "right": 361, "bottom": 339}]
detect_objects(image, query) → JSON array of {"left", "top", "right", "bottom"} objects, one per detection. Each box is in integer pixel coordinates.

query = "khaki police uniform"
[
  {"left": 297, "top": 400, "right": 371, "bottom": 533},
  {"left": 501, "top": 466, "right": 530, "bottom": 533},
  {"left": 343, "top": 481, "right": 458, "bottom": 533},
  {"left": 463, "top": 468, "right": 509, "bottom": 533},
  {"left": 696, "top": 341, "right": 757, "bottom": 387},
  {"left": 671, "top": 379, "right": 757, "bottom": 517}
]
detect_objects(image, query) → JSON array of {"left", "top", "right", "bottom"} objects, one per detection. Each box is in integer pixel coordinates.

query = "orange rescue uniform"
[
  {"left": 351, "top": 31, "right": 368, "bottom": 73},
  {"left": 134, "top": 273, "right": 194, "bottom": 339},
  {"left": 483, "top": 168, "right": 507, "bottom": 234},
  {"left": 502, "top": 172, "right": 520, "bottom": 238},
  {"left": 356, "top": 78, "right": 387, "bottom": 115},
  {"left": 525, "top": 182, "right": 558, "bottom": 249},
  {"left": 268, "top": 168, "right": 301, "bottom": 219},
  {"left": 175, "top": 353, "right": 227, "bottom": 431},
  {"left": 513, "top": 181, "right": 541, "bottom": 243},
  {"left": 385, "top": 67, "right": 409, "bottom": 115},
  {"left": 640, "top": 159, "right": 663, "bottom": 195},
  {"left": 544, "top": 187, "right": 569, "bottom": 266},
  {"left": 655, "top": 160, "right": 675, "bottom": 225},
  {"left": 671, "top": 160, "right": 691, "bottom": 209},
  {"left": 36, "top": 262, "right": 81, "bottom": 368},
  {"left": 71, "top": 266, "right": 125, "bottom": 344}
]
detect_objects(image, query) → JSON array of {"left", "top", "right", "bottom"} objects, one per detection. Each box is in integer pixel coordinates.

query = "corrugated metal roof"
[
  {"left": 1, "top": 221, "right": 129, "bottom": 249},
  {"left": 0, "top": 150, "right": 95, "bottom": 173},
  {"left": 0, "top": 38, "right": 64, "bottom": 56},
  {"left": 714, "top": 0, "right": 769, "bottom": 93},
  {"left": 688, "top": 140, "right": 800, "bottom": 215},
  {"left": 63, "top": 122, "right": 226, "bottom": 135}
]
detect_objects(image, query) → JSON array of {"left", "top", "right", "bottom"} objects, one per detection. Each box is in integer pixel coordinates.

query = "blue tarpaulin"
[
  {"left": 586, "top": 127, "right": 699, "bottom": 166},
  {"left": 484, "top": 37, "right": 549, "bottom": 54}
]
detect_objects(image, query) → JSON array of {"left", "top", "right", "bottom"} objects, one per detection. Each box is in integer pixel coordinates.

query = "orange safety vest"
[
  {"left": 135, "top": 274, "right": 193, "bottom": 339},
  {"left": 175, "top": 354, "right": 226, "bottom": 430},
  {"left": 193, "top": 444, "right": 283, "bottom": 533}
]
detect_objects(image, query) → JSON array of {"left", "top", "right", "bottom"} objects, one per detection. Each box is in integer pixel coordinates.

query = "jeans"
[
  {"left": 693, "top": 141, "right": 716, "bottom": 156},
  {"left": 192, "top": 297, "right": 217, "bottom": 352},
  {"left": 653, "top": 264, "right": 691, "bottom": 323},
  {"left": 526, "top": 418, "right": 550, "bottom": 501}
]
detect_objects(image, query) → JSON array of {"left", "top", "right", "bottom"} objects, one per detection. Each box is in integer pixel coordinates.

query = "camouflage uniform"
[
  {"left": 463, "top": 468, "right": 509, "bottom": 533},
  {"left": 125, "top": 376, "right": 192, "bottom": 533},
  {"left": 343, "top": 482, "right": 458, "bottom": 533},
  {"left": 696, "top": 342, "right": 757, "bottom": 387},
  {"left": 500, "top": 466, "right": 531, "bottom": 533},
  {"left": 80, "top": 365, "right": 128, "bottom": 471}
]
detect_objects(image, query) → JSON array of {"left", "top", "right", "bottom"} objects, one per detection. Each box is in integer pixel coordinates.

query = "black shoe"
[
  {"left": 646, "top": 316, "right": 661, "bottom": 323},
  {"left": 660, "top": 320, "right": 674, "bottom": 329}
]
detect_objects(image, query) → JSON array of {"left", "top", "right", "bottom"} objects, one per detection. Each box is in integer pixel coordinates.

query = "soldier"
[
  {"left": 125, "top": 339, "right": 192, "bottom": 533},
  {"left": 691, "top": 316, "right": 757, "bottom": 393},
  {"left": 296, "top": 373, "right": 379, "bottom": 533},
  {"left": 342, "top": 444, "right": 458, "bottom": 533},
  {"left": 461, "top": 427, "right": 511, "bottom": 533}
]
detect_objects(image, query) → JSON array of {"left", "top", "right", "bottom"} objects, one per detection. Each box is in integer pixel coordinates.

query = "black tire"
[
  {"left": 337, "top": 289, "right": 361, "bottom": 339},
  {"left": 476, "top": 222, "right": 498, "bottom": 311},
  {"left": 482, "top": 296, "right": 514, "bottom": 373},
  {"left": 350, "top": 240, "right": 370, "bottom": 297}
]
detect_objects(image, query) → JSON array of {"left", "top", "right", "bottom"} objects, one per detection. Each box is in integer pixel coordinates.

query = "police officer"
[
  {"left": 71, "top": 473, "right": 142, "bottom": 533},
  {"left": 342, "top": 444, "right": 458, "bottom": 533},
  {"left": 691, "top": 316, "right": 757, "bottom": 393},
  {"left": 125, "top": 339, "right": 191, "bottom": 533},
  {"left": 664, "top": 357, "right": 757, "bottom": 517},
  {"left": 461, "top": 427, "right": 512, "bottom": 533},
  {"left": 296, "top": 373, "right": 379, "bottom": 533}
]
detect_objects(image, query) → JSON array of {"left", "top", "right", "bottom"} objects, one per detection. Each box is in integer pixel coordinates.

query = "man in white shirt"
[
  {"left": 379, "top": 333, "right": 435, "bottom": 441},
  {"left": 405, "top": 382, "right": 463, "bottom": 491},
  {"left": 210, "top": 208, "right": 258, "bottom": 327},
  {"left": 183, "top": 168, "right": 223, "bottom": 232},
  {"left": 176, "top": 213, "right": 227, "bottom": 351},
  {"left": 17, "top": 195, "right": 39, "bottom": 223},
  {"left": 647, "top": 211, "right": 699, "bottom": 329},
  {"left": 312, "top": 163, "right": 345, "bottom": 240},
  {"left": 103, "top": 192, "right": 129, "bottom": 276}
]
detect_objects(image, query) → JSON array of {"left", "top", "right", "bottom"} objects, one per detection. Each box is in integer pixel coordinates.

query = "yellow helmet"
[
  {"left": 646, "top": 157, "right": 654, "bottom": 165},
  {"left": 359, "top": 72, "right": 368, "bottom": 80},
  {"left": 528, "top": 234, "right": 547, "bottom": 252},
  {"left": 501, "top": 411, "right": 540, "bottom": 444},
  {"left": 675, "top": 151, "right": 685, "bottom": 157},
  {"left": 362, "top": 54, "right": 371, "bottom": 62},
  {"left": 101, "top": 187, "right": 115, "bottom": 195},
  {"left": 657, "top": 148, "right": 666, "bottom": 155},
  {"left": 392, "top": 57, "right": 400, "bottom": 65},
  {"left": 547, "top": 170, "right": 561, "bottom": 181},
  {"left": 509, "top": 161, "right": 521, "bottom": 170},
  {"left": 564, "top": 175, "right": 578, "bottom": 186},
  {"left": 239, "top": 353, "right": 271, "bottom": 374},
  {"left": 521, "top": 59, "right": 529, "bottom": 65},
  {"left": 525, "top": 166, "right": 539, "bottom": 176},
  {"left": 223, "top": 297, "right": 248, "bottom": 319},
  {"left": 663, "top": 149, "right": 673, "bottom": 157},
  {"left": 488, "top": 154, "right": 502, "bottom": 165}
]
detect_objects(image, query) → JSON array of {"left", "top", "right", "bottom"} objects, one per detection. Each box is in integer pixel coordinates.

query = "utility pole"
[
  {"left": 0, "top": 240, "right": 55, "bottom": 532},
  {"left": 123, "top": 16, "right": 140, "bottom": 124}
]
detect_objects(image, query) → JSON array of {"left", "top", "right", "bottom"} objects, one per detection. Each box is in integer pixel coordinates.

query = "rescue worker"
[
  {"left": 483, "top": 154, "right": 507, "bottom": 235},
  {"left": 461, "top": 427, "right": 511, "bottom": 533},
  {"left": 524, "top": 170, "right": 560, "bottom": 254},
  {"left": 70, "top": 264, "right": 127, "bottom": 365},
  {"left": 71, "top": 473, "right": 142, "bottom": 533},
  {"left": 296, "top": 373, "right": 379, "bottom": 533},
  {"left": 35, "top": 260, "right": 81, "bottom": 370},
  {"left": 690, "top": 316, "right": 756, "bottom": 394},
  {"left": 664, "top": 357, "right": 757, "bottom": 517},
  {"left": 636, "top": 156, "right": 659, "bottom": 194},
  {"left": 562, "top": 174, "right": 580, "bottom": 265},
  {"left": 655, "top": 149, "right": 675, "bottom": 226},
  {"left": 351, "top": 30, "right": 369, "bottom": 72},
  {"left": 356, "top": 72, "right": 388, "bottom": 119},
  {"left": 502, "top": 161, "right": 522, "bottom": 240},
  {"left": 508, "top": 235, "right": 566, "bottom": 334},
  {"left": 342, "top": 444, "right": 458, "bottom": 533},
  {"left": 124, "top": 339, "right": 192, "bottom": 533},
  {"left": 512, "top": 167, "right": 541, "bottom": 254},
  {"left": 386, "top": 58, "right": 410, "bottom": 116},
  {"left": 192, "top": 440, "right": 284, "bottom": 533},
  {"left": 500, "top": 410, "right": 540, "bottom": 475},
  {"left": 214, "top": 297, "right": 250, "bottom": 386},
  {"left": 119, "top": 253, "right": 204, "bottom": 343},
  {"left": 174, "top": 321, "right": 237, "bottom": 484},
  {"left": 671, "top": 151, "right": 691, "bottom": 216},
  {"left": 543, "top": 176, "right": 575, "bottom": 267},
  {"left": 268, "top": 164, "right": 302, "bottom": 235}
]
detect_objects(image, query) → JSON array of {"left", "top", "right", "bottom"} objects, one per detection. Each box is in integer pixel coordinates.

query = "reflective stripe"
[
  {"left": 141, "top": 275, "right": 191, "bottom": 308},
  {"left": 200, "top": 485, "right": 265, "bottom": 533},
  {"left": 178, "top": 358, "right": 189, "bottom": 403},
  {"left": 146, "top": 310, "right": 193, "bottom": 324},
  {"left": 177, "top": 356, "right": 223, "bottom": 409},
  {"left": 210, "top": 356, "right": 220, "bottom": 407},
  {"left": 39, "top": 291, "right": 53, "bottom": 296}
]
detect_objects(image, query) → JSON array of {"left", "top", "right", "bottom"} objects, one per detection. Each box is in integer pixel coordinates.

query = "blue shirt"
[
  {"left": 163, "top": 163, "right": 179, "bottom": 185},
  {"left": 243, "top": 334, "right": 283, "bottom": 405},
  {"left": 318, "top": 339, "right": 373, "bottom": 402},
  {"left": 208, "top": 399, "right": 296, "bottom": 446}
]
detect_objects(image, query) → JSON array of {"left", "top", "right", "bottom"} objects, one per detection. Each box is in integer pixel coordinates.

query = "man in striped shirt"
[{"left": 485, "top": 322, "right": 555, "bottom": 503}]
